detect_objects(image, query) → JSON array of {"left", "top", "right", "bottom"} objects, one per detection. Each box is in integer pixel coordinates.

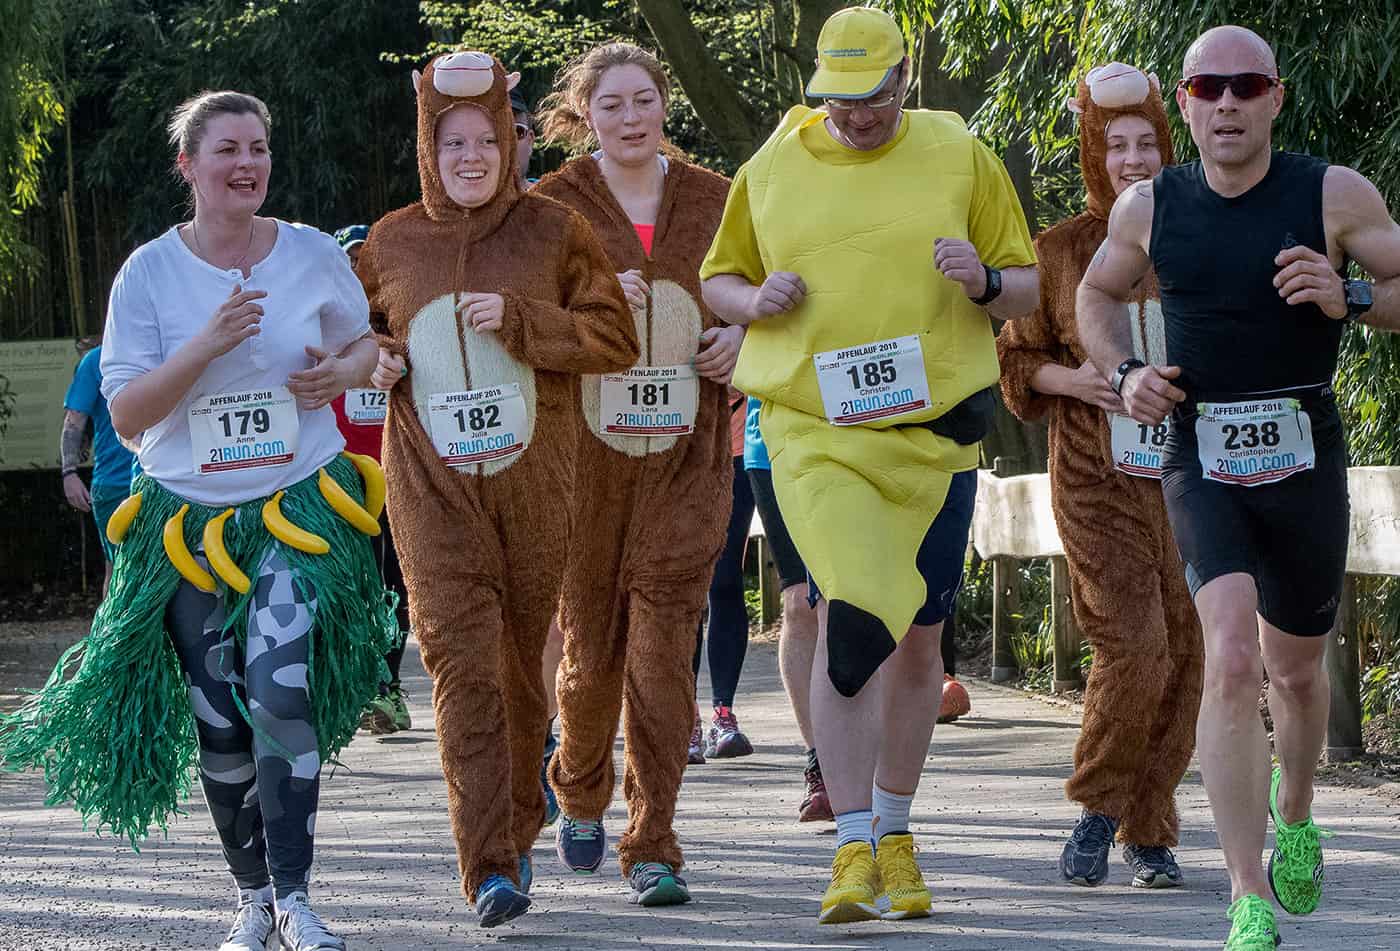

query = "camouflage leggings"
[{"left": 167, "top": 548, "right": 321, "bottom": 899}]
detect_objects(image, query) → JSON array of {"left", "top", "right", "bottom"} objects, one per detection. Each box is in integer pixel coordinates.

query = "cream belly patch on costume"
[
  {"left": 407, "top": 293, "right": 538, "bottom": 475},
  {"left": 582, "top": 279, "right": 703, "bottom": 457}
]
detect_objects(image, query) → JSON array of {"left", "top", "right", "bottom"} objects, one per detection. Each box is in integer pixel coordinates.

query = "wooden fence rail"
[{"left": 972, "top": 465, "right": 1400, "bottom": 761}]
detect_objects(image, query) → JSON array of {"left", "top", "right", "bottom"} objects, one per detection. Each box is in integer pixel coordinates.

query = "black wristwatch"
[
  {"left": 971, "top": 265, "right": 1002, "bottom": 306},
  {"left": 1110, "top": 358, "right": 1146, "bottom": 395},
  {"left": 1344, "top": 279, "right": 1373, "bottom": 323}
]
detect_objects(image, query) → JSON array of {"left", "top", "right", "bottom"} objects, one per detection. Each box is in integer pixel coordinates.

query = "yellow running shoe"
[
  {"left": 875, "top": 832, "right": 932, "bottom": 919},
  {"left": 819, "top": 841, "right": 882, "bottom": 924}
]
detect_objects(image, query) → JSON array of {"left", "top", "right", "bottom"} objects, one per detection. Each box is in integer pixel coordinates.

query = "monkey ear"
[
  {"left": 1147, "top": 72, "right": 1162, "bottom": 94},
  {"left": 411, "top": 69, "right": 422, "bottom": 97},
  {"left": 505, "top": 71, "right": 522, "bottom": 92},
  {"left": 1065, "top": 95, "right": 1084, "bottom": 115}
]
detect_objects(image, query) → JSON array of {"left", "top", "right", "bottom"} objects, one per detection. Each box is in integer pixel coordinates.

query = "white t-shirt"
[{"left": 100, "top": 220, "right": 371, "bottom": 506}]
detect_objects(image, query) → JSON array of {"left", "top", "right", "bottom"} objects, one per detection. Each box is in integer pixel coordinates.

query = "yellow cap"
[{"left": 805, "top": 7, "right": 905, "bottom": 99}]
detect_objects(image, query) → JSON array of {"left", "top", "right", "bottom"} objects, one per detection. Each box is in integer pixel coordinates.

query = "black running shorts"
[{"left": 1161, "top": 400, "right": 1349, "bottom": 637}]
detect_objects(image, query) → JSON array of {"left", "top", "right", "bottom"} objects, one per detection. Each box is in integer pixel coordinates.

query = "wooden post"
[
  {"left": 1326, "top": 574, "right": 1364, "bottom": 762},
  {"left": 755, "top": 536, "right": 781, "bottom": 626},
  {"left": 989, "top": 457, "right": 1019, "bottom": 683},
  {"left": 1050, "top": 555, "right": 1082, "bottom": 693}
]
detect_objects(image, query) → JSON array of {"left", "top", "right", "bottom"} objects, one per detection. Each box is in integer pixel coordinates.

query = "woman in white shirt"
[{"left": 1, "top": 91, "right": 393, "bottom": 951}]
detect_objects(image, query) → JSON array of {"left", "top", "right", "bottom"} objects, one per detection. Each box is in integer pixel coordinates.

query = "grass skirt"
[{"left": 0, "top": 454, "right": 397, "bottom": 848}]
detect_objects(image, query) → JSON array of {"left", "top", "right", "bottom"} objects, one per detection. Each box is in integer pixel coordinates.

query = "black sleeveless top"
[{"left": 1150, "top": 152, "right": 1341, "bottom": 404}]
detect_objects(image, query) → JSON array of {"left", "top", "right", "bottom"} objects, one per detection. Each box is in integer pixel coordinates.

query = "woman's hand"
[
  {"left": 371, "top": 348, "right": 406, "bottom": 390},
  {"left": 195, "top": 284, "right": 266, "bottom": 360},
  {"left": 459, "top": 292, "right": 505, "bottom": 333},
  {"left": 617, "top": 269, "right": 650, "bottom": 313},
  {"left": 694, "top": 324, "right": 745, "bottom": 384},
  {"left": 1068, "top": 360, "right": 1125, "bottom": 413},
  {"left": 287, "top": 346, "right": 355, "bottom": 410}
]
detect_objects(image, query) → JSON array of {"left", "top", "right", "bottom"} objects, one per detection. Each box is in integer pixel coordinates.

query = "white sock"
[
  {"left": 835, "top": 809, "right": 875, "bottom": 850},
  {"left": 239, "top": 883, "right": 274, "bottom": 906},
  {"left": 873, "top": 784, "right": 914, "bottom": 841}
]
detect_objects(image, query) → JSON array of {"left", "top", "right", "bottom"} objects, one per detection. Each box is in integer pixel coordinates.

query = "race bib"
[
  {"left": 814, "top": 335, "right": 931, "bottom": 426},
  {"left": 1195, "top": 399, "right": 1314, "bottom": 486},
  {"left": 1109, "top": 413, "right": 1170, "bottom": 480},
  {"left": 598, "top": 365, "right": 699, "bottom": 436},
  {"left": 427, "top": 384, "right": 528, "bottom": 468},
  {"left": 344, "top": 387, "right": 387, "bottom": 426},
  {"left": 189, "top": 387, "right": 299, "bottom": 474}
]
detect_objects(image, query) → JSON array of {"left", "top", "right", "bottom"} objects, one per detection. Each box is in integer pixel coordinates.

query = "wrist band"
[{"left": 61, "top": 468, "right": 77, "bottom": 477}]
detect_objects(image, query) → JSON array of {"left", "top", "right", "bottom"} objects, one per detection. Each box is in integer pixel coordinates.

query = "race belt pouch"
[{"left": 911, "top": 387, "right": 997, "bottom": 446}]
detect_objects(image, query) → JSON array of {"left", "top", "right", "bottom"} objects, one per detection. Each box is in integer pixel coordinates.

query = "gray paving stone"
[{"left": 1, "top": 638, "right": 1396, "bottom": 949}]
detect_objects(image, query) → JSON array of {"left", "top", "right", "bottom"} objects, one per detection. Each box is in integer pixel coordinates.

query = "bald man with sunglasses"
[{"left": 1078, "top": 25, "right": 1400, "bottom": 951}]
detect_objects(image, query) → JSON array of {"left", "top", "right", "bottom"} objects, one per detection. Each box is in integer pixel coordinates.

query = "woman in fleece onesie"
[
  {"left": 997, "top": 63, "right": 1203, "bottom": 890},
  {"left": 356, "top": 50, "right": 637, "bottom": 927},
  {"left": 533, "top": 41, "right": 744, "bottom": 907}
]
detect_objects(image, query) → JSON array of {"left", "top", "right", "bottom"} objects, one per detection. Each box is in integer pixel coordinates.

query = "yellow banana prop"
[
  {"left": 262, "top": 490, "right": 331, "bottom": 554},
  {"left": 106, "top": 492, "right": 142, "bottom": 545},
  {"left": 319, "top": 467, "right": 381, "bottom": 536},
  {"left": 163, "top": 504, "right": 217, "bottom": 593},
  {"left": 202, "top": 508, "right": 251, "bottom": 594},
  {"left": 342, "top": 451, "right": 385, "bottom": 521}
]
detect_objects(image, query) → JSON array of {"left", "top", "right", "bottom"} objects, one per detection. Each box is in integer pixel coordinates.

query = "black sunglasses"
[
  {"left": 1177, "top": 73, "right": 1281, "bottom": 101},
  {"left": 513, "top": 122, "right": 533, "bottom": 141}
]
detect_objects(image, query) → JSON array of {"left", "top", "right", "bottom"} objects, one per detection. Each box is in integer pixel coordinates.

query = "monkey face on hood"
[
  {"left": 414, "top": 51, "right": 524, "bottom": 232},
  {"left": 1068, "top": 63, "right": 1176, "bottom": 220}
]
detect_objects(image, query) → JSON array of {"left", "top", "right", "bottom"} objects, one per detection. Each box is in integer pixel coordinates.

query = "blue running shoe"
[
  {"left": 475, "top": 874, "right": 530, "bottom": 928},
  {"left": 1060, "top": 810, "right": 1118, "bottom": 887},
  {"left": 519, "top": 854, "right": 533, "bottom": 894},
  {"left": 557, "top": 816, "right": 606, "bottom": 874}
]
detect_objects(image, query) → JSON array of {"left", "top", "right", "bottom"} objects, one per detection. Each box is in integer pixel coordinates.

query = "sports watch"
[
  {"left": 1344, "top": 279, "right": 1373, "bottom": 323},
  {"left": 1110, "top": 358, "right": 1146, "bottom": 396},
  {"left": 971, "top": 265, "right": 1002, "bottom": 306}
]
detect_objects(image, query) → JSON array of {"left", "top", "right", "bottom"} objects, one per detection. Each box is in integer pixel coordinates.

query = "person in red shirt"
[{"left": 332, "top": 224, "right": 413, "bottom": 733}]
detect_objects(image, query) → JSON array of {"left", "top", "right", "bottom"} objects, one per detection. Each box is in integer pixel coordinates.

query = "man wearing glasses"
[
  {"left": 1079, "top": 24, "right": 1400, "bottom": 950},
  {"left": 701, "top": 5, "right": 1037, "bottom": 926}
]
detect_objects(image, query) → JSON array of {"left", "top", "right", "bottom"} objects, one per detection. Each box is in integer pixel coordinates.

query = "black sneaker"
[
  {"left": 1123, "top": 844, "right": 1183, "bottom": 889},
  {"left": 627, "top": 861, "right": 691, "bottom": 906},
  {"left": 556, "top": 815, "right": 606, "bottom": 874},
  {"left": 1060, "top": 811, "right": 1119, "bottom": 887}
]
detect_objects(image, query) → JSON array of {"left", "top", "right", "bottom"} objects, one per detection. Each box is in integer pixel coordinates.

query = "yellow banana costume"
[
  {"left": 0, "top": 452, "right": 397, "bottom": 847},
  {"left": 701, "top": 106, "right": 1035, "bottom": 694}
]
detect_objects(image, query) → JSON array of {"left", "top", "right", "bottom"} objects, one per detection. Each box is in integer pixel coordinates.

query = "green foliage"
[
  {"left": 0, "top": 0, "right": 65, "bottom": 288},
  {"left": 936, "top": 1, "right": 1400, "bottom": 223}
]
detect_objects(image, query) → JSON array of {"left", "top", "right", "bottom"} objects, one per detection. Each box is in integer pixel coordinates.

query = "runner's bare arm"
[
  {"left": 701, "top": 272, "right": 806, "bottom": 326},
  {"left": 1325, "top": 166, "right": 1400, "bottom": 332},
  {"left": 1077, "top": 182, "right": 1183, "bottom": 425}
]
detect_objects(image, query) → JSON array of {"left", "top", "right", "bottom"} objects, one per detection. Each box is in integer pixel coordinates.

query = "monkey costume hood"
[
  {"left": 997, "top": 64, "right": 1202, "bottom": 848},
  {"left": 355, "top": 51, "right": 637, "bottom": 900},
  {"left": 533, "top": 152, "right": 732, "bottom": 876}
]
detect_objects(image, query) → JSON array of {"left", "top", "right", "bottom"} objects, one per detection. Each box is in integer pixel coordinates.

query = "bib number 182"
[{"left": 453, "top": 404, "right": 501, "bottom": 433}]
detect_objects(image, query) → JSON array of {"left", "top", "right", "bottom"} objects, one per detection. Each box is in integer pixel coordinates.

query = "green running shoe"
[
  {"left": 360, "top": 683, "right": 412, "bottom": 734},
  {"left": 1268, "top": 766, "right": 1331, "bottom": 915},
  {"left": 1225, "top": 895, "right": 1281, "bottom": 949}
]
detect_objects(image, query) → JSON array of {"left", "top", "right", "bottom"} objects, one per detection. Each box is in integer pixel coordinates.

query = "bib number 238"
[
  {"left": 1195, "top": 399, "right": 1314, "bottom": 487},
  {"left": 814, "top": 335, "right": 930, "bottom": 426}
]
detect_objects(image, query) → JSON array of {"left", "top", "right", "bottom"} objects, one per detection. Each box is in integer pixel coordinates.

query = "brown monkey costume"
[
  {"left": 534, "top": 154, "right": 732, "bottom": 876},
  {"left": 997, "top": 64, "right": 1204, "bottom": 849},
  {"left": 355, "top": 52, "right": 637, "bottom": 904}
]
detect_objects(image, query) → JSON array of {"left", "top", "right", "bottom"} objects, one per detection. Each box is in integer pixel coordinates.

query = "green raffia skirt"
[{"left": 0, "top": 453, "right": 398, "bottom": 848}]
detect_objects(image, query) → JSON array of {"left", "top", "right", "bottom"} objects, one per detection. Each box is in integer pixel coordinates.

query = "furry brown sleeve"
[
  {"left": 497, "top": 212, "right": 639, "bottom": 375},
  {"left": 354, "top": 231, "right": 408, "bottom": 360},
  {"left": 996, "top": 235, "right": 1064, "bottom": 422}
]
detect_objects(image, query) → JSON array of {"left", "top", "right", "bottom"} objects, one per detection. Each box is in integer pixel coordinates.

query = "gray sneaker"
[
  {"left": 627, "top": 862, "right": 691, "bottom": 906},
  {"left": 218, "top": 890, "right": 274, "bottom": 951},
  {"left": 276, "top": 891, "right": 346, "bottom": 951}
]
